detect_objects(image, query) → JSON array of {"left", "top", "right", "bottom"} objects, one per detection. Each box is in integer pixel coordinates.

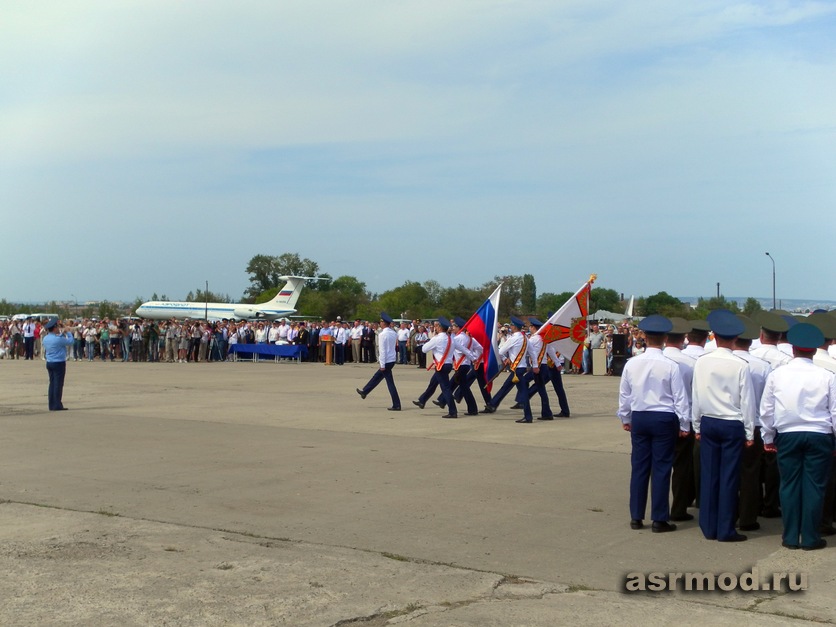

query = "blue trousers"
[
  {"left": 630, "top": 411, "right": 678, "bottom": 522},
  {"left": 419, "top": 364, "right": 456, "bottom": 416},
  {"left": 699, "top": 416, "right": 744, "bottom": 540},
  {"left": 488, "top": 368, "right": 532, "bottom": 420},
  {"left": 776, "top": 431, "right": 834, "bottom": 548},
  {"left": 526, "top": 368, "right": 553, "bottom": 418},
  {"left": 361, "top": 361, "right": 400, "bottom": 409},
  {"left": 548, "top": 366, "right": 570, "bottom": 415},
  {"left": 46, "top": 361, "right": 67, "bottom": 411}
]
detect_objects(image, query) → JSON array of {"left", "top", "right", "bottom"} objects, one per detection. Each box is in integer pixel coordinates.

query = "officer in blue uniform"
[
  {"left": 414, "top": 316, "right": 459, "bottom": 418},
  {"left": 356, "top": 312, "right": 401, "bottom": 411},
  {"left": 617, "top": 315, "right": 690, "bottom": 532},
  {"left": 43, "top": 319, "right": 75, "bottom": 411},
  {"left": 693, "top": 310, "right": 756, "bottom": 542}
]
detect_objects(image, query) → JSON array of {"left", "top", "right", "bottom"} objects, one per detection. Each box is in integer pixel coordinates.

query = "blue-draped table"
[{"left": 230, "top": 343, "right": 307, "bottom": 363}]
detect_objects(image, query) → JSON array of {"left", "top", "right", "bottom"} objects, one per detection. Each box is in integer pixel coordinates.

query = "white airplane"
[{"left": 135, "top": 276, "right": 320, "bottom": 321}]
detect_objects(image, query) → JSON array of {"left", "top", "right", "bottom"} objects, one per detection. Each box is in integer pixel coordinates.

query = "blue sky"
[{"left": 2, "top": 1, "right": 835, "bottom": 304}]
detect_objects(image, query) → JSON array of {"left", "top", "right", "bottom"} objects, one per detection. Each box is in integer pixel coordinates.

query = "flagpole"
[{"left": 585, "top": 274, "right": 597, "bottom": 374}]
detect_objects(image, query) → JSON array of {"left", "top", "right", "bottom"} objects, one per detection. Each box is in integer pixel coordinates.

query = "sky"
[{"left": 2, "top": 0, "right": 835, "bottom": 305}]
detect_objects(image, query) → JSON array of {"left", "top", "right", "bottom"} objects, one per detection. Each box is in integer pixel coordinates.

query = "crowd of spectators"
[{"left": 2, "top": 315, "right": 652, "bottom": 368}]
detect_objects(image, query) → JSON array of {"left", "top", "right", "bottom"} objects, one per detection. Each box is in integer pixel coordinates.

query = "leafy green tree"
[
  {"left": 590, "top": 287, "right": 621, "bottom": 314},
  {"left": 695, "top": 295, "right": 740, "bottom": 316},
  {"left": 0, "top": 299, "right": 17, "bottom": 316},
  {"left": 521, "top": 274, "right": 537, "bottom": 313},
  {"left": 97, "top": 301, "right": 121, "bottom": 320},
  {"left": 438, "top": 284, "right": 483, "bottom": 318},
  {"left": 310, "top": 275, "right": 371, "bottom": 320},
  {"left": 422, "top": 280, "right": 443, "bottom": 309},
  {"left": 484, "top": 276, "right": 523, "bottom": 318},
  {"left": 243, "top": 252, "right": 322, "bottom": 300},
  {"left": 743, "top": 297, "right": 763, "bottom": 317},
  {"left": 537, "top": 292, "right": 574, "bottom": 316},
  {"left": 641, "top": 292, "right": 690, "bottom": 318},
  {"left": 186, "top": 289, "right": 231, "bottom": 303},
  {"left": 130, "top": 297, "right": 144, "bottom": 315},
  {"left": 378, "top": 281, "right": 433, "bottom": 319}
]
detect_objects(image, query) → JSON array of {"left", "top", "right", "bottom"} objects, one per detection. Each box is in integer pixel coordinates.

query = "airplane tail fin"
[{"left": 266, "top": 276, "right": 320, "bottom": 311}]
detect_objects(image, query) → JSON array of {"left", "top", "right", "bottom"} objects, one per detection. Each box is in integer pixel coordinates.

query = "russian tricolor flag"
[{"left": 461, "top": 284, "right": 502, "bottom": 384}]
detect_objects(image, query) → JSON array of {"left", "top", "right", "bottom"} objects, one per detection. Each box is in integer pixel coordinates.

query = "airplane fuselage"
[
  {"left": 135, "top": 275, "right": 318, "bottom": 321},
  {"left": 134, "top": 301, "right": 295, "bottom": 321}
]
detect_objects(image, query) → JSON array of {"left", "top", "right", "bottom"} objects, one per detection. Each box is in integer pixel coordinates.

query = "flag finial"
[{"left": 589, "top": 274, "right": 597, "bottom": 284}]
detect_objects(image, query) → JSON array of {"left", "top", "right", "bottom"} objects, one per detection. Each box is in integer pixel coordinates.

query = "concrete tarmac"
[{"left": 1, "top": 357, "right": 834, "bottom": 625}]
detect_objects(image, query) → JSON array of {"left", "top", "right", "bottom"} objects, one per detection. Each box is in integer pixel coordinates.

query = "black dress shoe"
[
  {"left": 802, "top": 539, "right": 827, "bottom": 551},
  {"left": 670, "top": 513, "right": 694, "bottom": 522},
  {"left": 510, "top": 403, "right": 523, "bottom": 409},
  {"left": 441, "top": 414, "right": 458, "bottom": 419},
  {"left": 515, "top": 418, "right": 532, "bottom": 423},
  {"left": 482, "top": 405, "right": 496, "bottom": 414},
  {"left": 387, "top": 407, "right": 400, "bottom": 411},
  {"left": 719, "top": 533, "right": 747, "bottom": 542},
  {"left": 630, "top": 519, "right": 643, "bottom": 530},
  {"left": 556, "top": 412, "right": 570, "bottom": 418},
  {"left": 356, "top": 388, "right": 367, "bottom": 399},
  {"left": 465, "top": 411, "right": 479, "bottom": 416},
  {"left": 651, "top": 521, "right": 677, "bottom": 533},
  {"left": 412, "top": 400, "right": 425, "bottom": 409},
  {"left": 739, "top": 522, "right": 760, "bottom": 531},
  {"left": 782, "top": 541, "right": 800, "bottom": 550},
  {"left": 537, "top": 415, "right": 554, "bottom": 421},
  {"left": 432, "top": 400, "right": 444, "bottom": 408}
]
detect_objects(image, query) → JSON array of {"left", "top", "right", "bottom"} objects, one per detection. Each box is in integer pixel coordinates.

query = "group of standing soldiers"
[{"left": 619, "top": 309, "right": 836, "bottom": 550}]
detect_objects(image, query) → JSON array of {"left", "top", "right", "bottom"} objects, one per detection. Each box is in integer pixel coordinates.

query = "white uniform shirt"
[
  {"left": 691, "top": 348, "right": 756, "bottom": 441},
  {"left": 813, "top": 348, "right": 836, "bottom": 374},
  {"left": 498, "top": 331, "right": 528, "bottom": 369},
  {"left": 760, "top": 358, "right": 836, "bottom": 445},
  {"left": 777, "top": 342, "right": 794, "bottom": 358},
  {"left": 528, "top": 333, "right": 549, "bottom": 367},
  {"left": 452, "top": 333, "right": 477, "bottom": 367},
  {"left": 377, "top": 326, "right": 397, "bottom": 367},
  {"left": 662, "top": 347, "right": 696, "bottom": 400},
  {"left": 750, "top": 343, "right": 792, "bottom": 369},
  {"left": 617, "top": 347, "right": 690, "bottom": 431},
  {"left": 681, "top": 344, "right": 705, "bottom": 360},
  {"left": 423, "top": 331, "right": 454, "bottom": 366},
  {"left": 734, "top": 350, "right": 772, "bottom": 427},
  {"left": 335, "top": 327, "right": 348, "bottom": 344}
]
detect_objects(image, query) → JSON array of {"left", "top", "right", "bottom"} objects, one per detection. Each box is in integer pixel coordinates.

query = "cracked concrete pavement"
[{"left": 1, "top": 359, "right": 834, "bottom": 625}]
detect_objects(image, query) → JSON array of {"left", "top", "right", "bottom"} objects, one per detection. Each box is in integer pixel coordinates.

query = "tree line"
[{"left": 1, "top": 252, "right": 765, "bottom": 321}]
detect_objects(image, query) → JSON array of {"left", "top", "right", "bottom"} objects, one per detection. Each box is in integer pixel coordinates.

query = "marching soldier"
[{"left": 356, "top": 313, "right": 401, "bottom": 411}]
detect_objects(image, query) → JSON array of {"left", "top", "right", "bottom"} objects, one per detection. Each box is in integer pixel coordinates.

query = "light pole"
[{"left": 765, "top": 252, "right": 776, "bottom": 310}]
